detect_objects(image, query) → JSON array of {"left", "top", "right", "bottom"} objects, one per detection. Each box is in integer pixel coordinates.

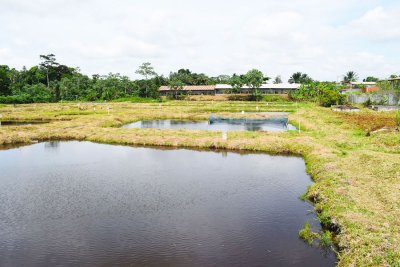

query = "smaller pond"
[
  {"left": 122, "top": 119, "right": 296, "bottom": 132},
  {"left": 0, "top": 121, "right": 49, "bottom": 126}
]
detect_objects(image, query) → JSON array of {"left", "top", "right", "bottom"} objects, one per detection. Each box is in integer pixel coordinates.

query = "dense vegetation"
[
  {"left": 289, "top": 82, "right": 346, "bottom": 106},
  {"left": 0, "top": 55, "right": 273, "bottom": 103},
  {"left": 1, "top": 55, "right": 397, "bottom": 105}
]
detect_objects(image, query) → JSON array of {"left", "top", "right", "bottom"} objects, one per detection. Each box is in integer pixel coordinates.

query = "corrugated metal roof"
[
  {"left": 215, "top": 83, "right": 301, "bottom": 89},
  {"left": 350, "top": 82, "right": 376, "bottom": 85},
  {"left": 159, "top": 85, "right": 216, "bottom": 91},
  {"left": 159, "top": 83, "right": 301, "bottom": 91}
]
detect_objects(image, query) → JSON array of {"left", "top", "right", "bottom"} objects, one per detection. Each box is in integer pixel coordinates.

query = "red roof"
[{"left": 159, "top": 85, "right": 216, "bottom": 91}]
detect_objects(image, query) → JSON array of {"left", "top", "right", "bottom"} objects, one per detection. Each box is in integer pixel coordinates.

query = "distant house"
[
  {"left": 341, "top": 81, "right": 377, "bottom": 93},
  {"left": 159, "top": 83, "right": 300, "bottom": 96},
  {"left": 215, "top": 83, "right": 301, "bottom": 94},
  {"left": 159, "top": 85, "right": 216, "bottom": 96},
  {"left": 350, "top": 82, "right": 376, "bottom": 88}
]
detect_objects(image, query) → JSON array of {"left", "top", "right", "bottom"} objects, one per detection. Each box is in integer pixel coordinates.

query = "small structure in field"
[{"left": 331, "top": 105, "right": 360, "bottom": 112}]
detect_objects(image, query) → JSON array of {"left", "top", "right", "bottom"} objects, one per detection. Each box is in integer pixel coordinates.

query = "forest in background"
[{"left": 0, "top": 54, "right": 395, "bottom": 104}]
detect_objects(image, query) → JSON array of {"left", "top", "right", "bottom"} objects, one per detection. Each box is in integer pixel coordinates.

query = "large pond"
[
  {"left": 0, "top": 141, "right": 336, "bottom": 266},
  {"left": 122, "top": 119, "right": 296, "bottom": 132}
]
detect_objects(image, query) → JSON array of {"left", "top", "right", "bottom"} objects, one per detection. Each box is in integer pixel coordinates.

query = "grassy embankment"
[{"left": 0, "top": 101, "right": 399, "bottom": 266}]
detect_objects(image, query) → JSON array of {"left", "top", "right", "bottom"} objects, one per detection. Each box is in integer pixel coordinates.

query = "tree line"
[{"left": 0, "top": 54, "right": 396, "bottom": 103}]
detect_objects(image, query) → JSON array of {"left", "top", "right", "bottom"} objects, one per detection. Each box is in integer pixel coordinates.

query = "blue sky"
[{"left": 0, "top": 0, "right": 399, "bottom": 81}]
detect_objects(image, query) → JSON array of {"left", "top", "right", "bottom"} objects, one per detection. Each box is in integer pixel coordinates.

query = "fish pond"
[
  {"left": 0, "top": 141, "right": 335, "bottom": 266},
  {"left": 122, "top": 119, "right": 296, "bottom": 132}
]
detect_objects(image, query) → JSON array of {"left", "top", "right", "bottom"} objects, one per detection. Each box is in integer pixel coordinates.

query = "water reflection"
[
  {"left": 0, "top": 141, "right": 336, "bottom": 266},
  {"left": 123, "top": 119, "right": 296, "bottom": 132},
  {"left": 0, "top": 121, "right": 49, "bottom": 126}
]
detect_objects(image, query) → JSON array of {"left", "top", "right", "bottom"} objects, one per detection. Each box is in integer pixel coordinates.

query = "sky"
[{"left": 0, "top": 0, "right": 399, "bottom": 82}]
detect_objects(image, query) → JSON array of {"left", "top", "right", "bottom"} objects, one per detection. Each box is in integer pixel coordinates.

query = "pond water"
[
  {"left": 122, "top": 119, "right": 296, "bottom": 132},
  {"left": 0, "top": 141, "right": 336, "bottom": 266},
  {"left": 0, "top": 121, "right": 49, "bottom": 126}
]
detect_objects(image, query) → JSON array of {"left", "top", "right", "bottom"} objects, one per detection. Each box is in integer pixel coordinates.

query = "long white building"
[{"left": 159, "top": 83, "right": 301, "bottom": 96}]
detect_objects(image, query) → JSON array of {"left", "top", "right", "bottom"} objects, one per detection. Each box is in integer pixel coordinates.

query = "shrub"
[
  {"left": 363, "top": 98, "right": 373, "bottom": 107},
  {"left": 396, "top": 111, "right": 400, "bottom": 127},
  {"left": 263, "top": 94, "right": 289, "bottom": 102},
  {"left": 318, "top": 89, "right": 345, "bottom": 107},
  {"left": 0, "top": 94, "right": 33, "bottom": 104},
  {"left": 248, "top": 90, "right": 263, "bottom": 101},
  {"left": 227, "top": 94, "right": 250, "bottom": 101}
]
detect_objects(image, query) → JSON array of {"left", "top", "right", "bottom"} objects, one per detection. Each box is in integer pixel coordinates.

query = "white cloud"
[
  {"left": 0, "top": 0, "right": 399, "bottom": 80},
  {"left": 343, "top": 6, "right": 400, "bottom": 41}
]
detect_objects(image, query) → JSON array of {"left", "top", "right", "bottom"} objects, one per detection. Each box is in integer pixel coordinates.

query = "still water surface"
[
  {"left": 122, "top": 119, "right": 296, "bottom": 132},
  {"left": 0, "top": 141, "right": 335, "bottom": 266},
  {"left": 0, "top": 121, "right": 48, "bottom": 126}
]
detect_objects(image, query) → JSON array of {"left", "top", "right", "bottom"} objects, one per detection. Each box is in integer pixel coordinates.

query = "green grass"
[
  {"left": 112, "top": 96, "right": 165, "bottom": 103},
  {"left": 299, "top": 222, "right": 317, "bottom": 245},
  {"left": 0, "top": 101, "right": 399, "bottom": 266},
  {"left": 319, "top": 231, "right": 333, "bottom": 247}
]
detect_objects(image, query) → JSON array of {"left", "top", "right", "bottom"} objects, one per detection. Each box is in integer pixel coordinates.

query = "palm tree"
[
  {"left": 342, "top": 71, "right": 358, "bottom": 84},
  {"left": 288, "top": 72, "right": 312, "bottom": 84}
]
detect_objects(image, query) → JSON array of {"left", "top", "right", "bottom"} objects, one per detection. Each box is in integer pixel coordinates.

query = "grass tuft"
[
  {"left": 319, "top": 231, "right": 333, "bottom": 247},
  {"left": 299, "top": 222, "right": 317, "bottom": 245}
]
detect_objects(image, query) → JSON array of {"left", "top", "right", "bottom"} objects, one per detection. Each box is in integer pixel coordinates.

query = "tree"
[
  {"left": 0, "top": 65, "right": 11, "bottom": 96},
  {"left": 273, "top": 75, "right": 282, "bottom": 84},
  {"left": 244, "top": 69, "right": 264, "bottom": 91},
  {"left": 228, "top": 74, "right": 245, "bottom": 93},
  {"left": 169, "top": 69, "right": 210, "bottom": 85},
  {"left": 135, "top": 62, "right": 157, "bottom": 80},
  {"left": 342, "top": 71, "right": 358, "bottom": 84},
  {"left": 168, "top": 78, "right": 184, "bottom": 99},
  {"left": 363, "top": 76, "right": 379, "bottom": 82},
  {"left": 39, "top": 54, "right": 59, "bottom": 89},
  {"left": 136, "top": 63, "right": 157, "bottom": 97},
  {"left": 212, "top": 75, "right": 231, "bottom": 84},
  {"left": 390, "top": 74, "right": 398, "bottom": 79},
  {"left": 244, "top": 69, "right": 264, "bottom": 100},
  {"left": 288, "top": 72, "right": 312, "bottom": 84}
]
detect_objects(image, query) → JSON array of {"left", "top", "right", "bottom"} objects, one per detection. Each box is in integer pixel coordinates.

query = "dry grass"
[
  {"left": 0, "top": 101, "right": 400, "bottom": 266},
  {"left": 338, "top": 110, "right": 397, "bottom": 132}
]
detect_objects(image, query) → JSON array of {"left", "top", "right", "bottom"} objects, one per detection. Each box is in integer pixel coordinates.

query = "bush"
[
  {"left": 248, "top": 90, "right": 263, "bottom": 101},
  {"left": 318, "top": 89, "right": 345, "bottom": 107},
  {"left": 227, "top": 94, "right": 250, "bottom": 101},
  {"left": 263, "top": 94, "right": 289, "bottom": 102},
  {"left": 396, "top": 111, "right": 400, "bottom": 127},
  {"left": 363, "top": 98, "right": 373, "bottom": 107},
  {"left": 0, "top": 94, "right": 33, "bottom": 104}
]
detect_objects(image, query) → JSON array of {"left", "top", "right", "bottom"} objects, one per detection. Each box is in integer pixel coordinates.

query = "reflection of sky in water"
[
  {"left": 0, "top": 141, "right": 335, "bottom": 267},
  {"left": 123, "top": 119, "right": 296, "bottom": 132}
]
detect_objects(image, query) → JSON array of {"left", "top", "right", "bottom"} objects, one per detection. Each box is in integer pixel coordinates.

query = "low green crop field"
[{"left": 0, "top": 101, "right": 399, "bottom": 266}]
